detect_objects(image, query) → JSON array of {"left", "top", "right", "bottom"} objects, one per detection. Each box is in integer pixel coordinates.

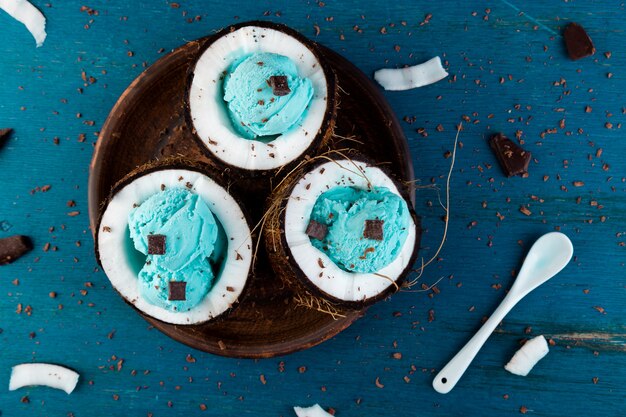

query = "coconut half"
[
  {"left": 96, "top": 162, "right": 253, "bottom": 325},
  {"left": 187, "top": 21, "right": 337, "bottom": 173},
  {"left": 265, "top": 157, "right": 420, "bottom": 309}
]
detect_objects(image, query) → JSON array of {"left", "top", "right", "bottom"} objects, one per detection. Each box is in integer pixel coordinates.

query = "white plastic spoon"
[{"left": 432, "top": 232, "right": 573, "bottom": 394}]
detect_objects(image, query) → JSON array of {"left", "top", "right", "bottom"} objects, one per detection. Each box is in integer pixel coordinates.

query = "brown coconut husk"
[{"left": 403, "top": 122, "right": 462, "bottom": 290}]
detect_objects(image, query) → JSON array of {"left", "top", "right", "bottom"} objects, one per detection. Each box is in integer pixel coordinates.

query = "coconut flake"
[
  {"left": 504, "top": 335, "right": 549, "bottom": 376},
  {"left": 9, "top": 363, "right": 79, "bottom": 394},
  {"left": 374, "top": 56, "right": 448, "bottom": 91},
  {"left": 0, "top": 0, "right": 47, "bottom": 47},
  {"left": 294, "top": 404, "right": 334, "bottom": 417}
]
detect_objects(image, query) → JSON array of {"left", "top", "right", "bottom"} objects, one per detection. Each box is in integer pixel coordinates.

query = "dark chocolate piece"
[
  {"left": 168, "top": 281, "right": 186, "bottom": 301},
  {"left": 268, "top": 75, "right": 291, "bottom": 96},
  {"left": 0, "top": 128, "right": 12, "bottom": 150},
  {"left": 563, "top": 23, "right": 595, "bottom": 60},
  {"left": 0, "top": 235, "right": 33, "bottom": 265},
  {"left": 147, "top": 234, "right": 166, "bottom": 255},
  {"left": 490, "top": 133, "right": 531, "bottom": 177},
  {"left": 363, "top": 219, "right": 384, "bottom": 241},
  {"left": 306, "top": 220, "right": 328, "bottom": 241}
]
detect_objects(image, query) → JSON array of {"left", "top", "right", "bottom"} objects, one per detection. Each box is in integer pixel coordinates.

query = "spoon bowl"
[{"left": 510, "top": 232, "right": 574, "bottom": 298}]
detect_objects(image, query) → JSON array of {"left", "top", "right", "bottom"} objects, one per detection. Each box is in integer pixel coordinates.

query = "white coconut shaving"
[
  {"left": 374, "top": 56, "right": 448, "bottom": 91},
  {"left": 284, "top": 159, "right": 417, "bottom": 303},
  {"left": 0, "top": 0, "right": 47, "bottom": 47},
  {"left": 504, "top": 335, "right": 550, "bottom": 376},
  {"left": 98, "top": 169, "right": 253, "bottom": 325},
  {"left": 188, "top": 25, "right": 329, "bottom": 171},
  {"left": 9, "top": 363, "right": 79, "bottom": 394},
  {"left": 294, "top": 404, "right": 334, "bottom": 417}
]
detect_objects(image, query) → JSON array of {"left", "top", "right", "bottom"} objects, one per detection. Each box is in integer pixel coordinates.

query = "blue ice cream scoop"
[
  {"left": 128, "top": 187, "right": 223, "bottom": 311},
  {"left": 223, "top": 52, "right": 314, "bottom": 139},
  {"left": 128, "top": 187, "right": 218, "bottom": 271},
  {"left": 309, "top": 186, "right": 410, "bottom": 273},
  {"left": 138, "top": 258, "right": 214, "bottom": 312}
]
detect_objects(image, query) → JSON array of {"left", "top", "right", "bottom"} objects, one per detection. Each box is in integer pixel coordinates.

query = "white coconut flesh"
[
  {"left": 504, "top": 335, "right": 550, "bottom": 376},
  {"left": 188, "top": 25, "right": 329, "bottom": 171},
  {"left": 98, "top": 169, "right": 252, "bottom": 325},
  {"left": 9, "top": 363, "right": 79, "bottom": 394},
  {"left": 284, "top": 160, "right": 418, "bottom": 303},
  {"left": 0, "top": 0, "right": 47, "bottom": 48},
  {"left": 374, "top": 56, "right": 448, "bottom": 91},
  {"left": 293, "top": 404, "right": 334, "bottom": 417}
]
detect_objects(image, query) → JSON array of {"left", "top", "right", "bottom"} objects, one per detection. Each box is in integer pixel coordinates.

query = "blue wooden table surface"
[{"left": 1, "top": 1, "right": 624, "bottom": 416}]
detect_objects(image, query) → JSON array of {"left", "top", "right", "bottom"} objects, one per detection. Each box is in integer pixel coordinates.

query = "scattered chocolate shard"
[
  {"left": 363, "top": 219, "right": 384, "bottom": 241},
  {"left": 306, "top": 220, "right": 327, "bottom": 241},
  {"left": 0, "top": 128, "right": 13, "bottom": 149},
  {"left": 268, "top": 75, "right": 291, "bottom": 96},
  {"left": 0, "top": 235, "right": 33, "bottom": 265},
  {"left": 489, "top": 133, "right": 531, "bottom": 177},
  {"left": 147, "top": 234, "right": 166, "bottom": 255},
  {"left": 168, "top": 281, "right": 186, "bottom": 301},
  {"left": 563, "top": 23, "right": 595, "bottom": 60}
]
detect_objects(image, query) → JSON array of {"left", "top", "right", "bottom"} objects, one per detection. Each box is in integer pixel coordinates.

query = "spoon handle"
[{"left": 432, "top": 291, "right": 522, "bottom": 394}]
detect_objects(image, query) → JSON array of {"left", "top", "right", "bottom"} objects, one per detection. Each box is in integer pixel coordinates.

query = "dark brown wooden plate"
[{"left": 88, "top": 36, "right": 415, "bottom": 358}]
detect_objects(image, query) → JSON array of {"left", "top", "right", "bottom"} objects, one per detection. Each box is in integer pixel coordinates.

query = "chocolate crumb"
[
  {"left": 267, "top": 75, "right": 291, "bottom": 96},
  {"left": 147, "top": 234, "right": 166, "bottom": 255},
  {"left": 306, "top": 220, "right": 328, "bottom": 241},
  {"left": 168, "top": 281, "right": 186, "bottom": 301},
  {"left": 363, "top": 219, "right": 384, "bottom": 240},
  {"left": 563, "top": 23, "right": 595, "bottom": 60},
  {"left": 0, "top": 235, "right": 33, "bottom": 265},
  {"left": 489, "top": 133, "right": 531, "bottom": 177},
  {"left": 359, "top": 247, "right": 376, "bottom": 259}
]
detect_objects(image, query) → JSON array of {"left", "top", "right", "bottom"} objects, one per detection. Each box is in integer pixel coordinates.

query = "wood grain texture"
[{"left": 0, "top": 0, "right": 624, "bottom": 416}]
